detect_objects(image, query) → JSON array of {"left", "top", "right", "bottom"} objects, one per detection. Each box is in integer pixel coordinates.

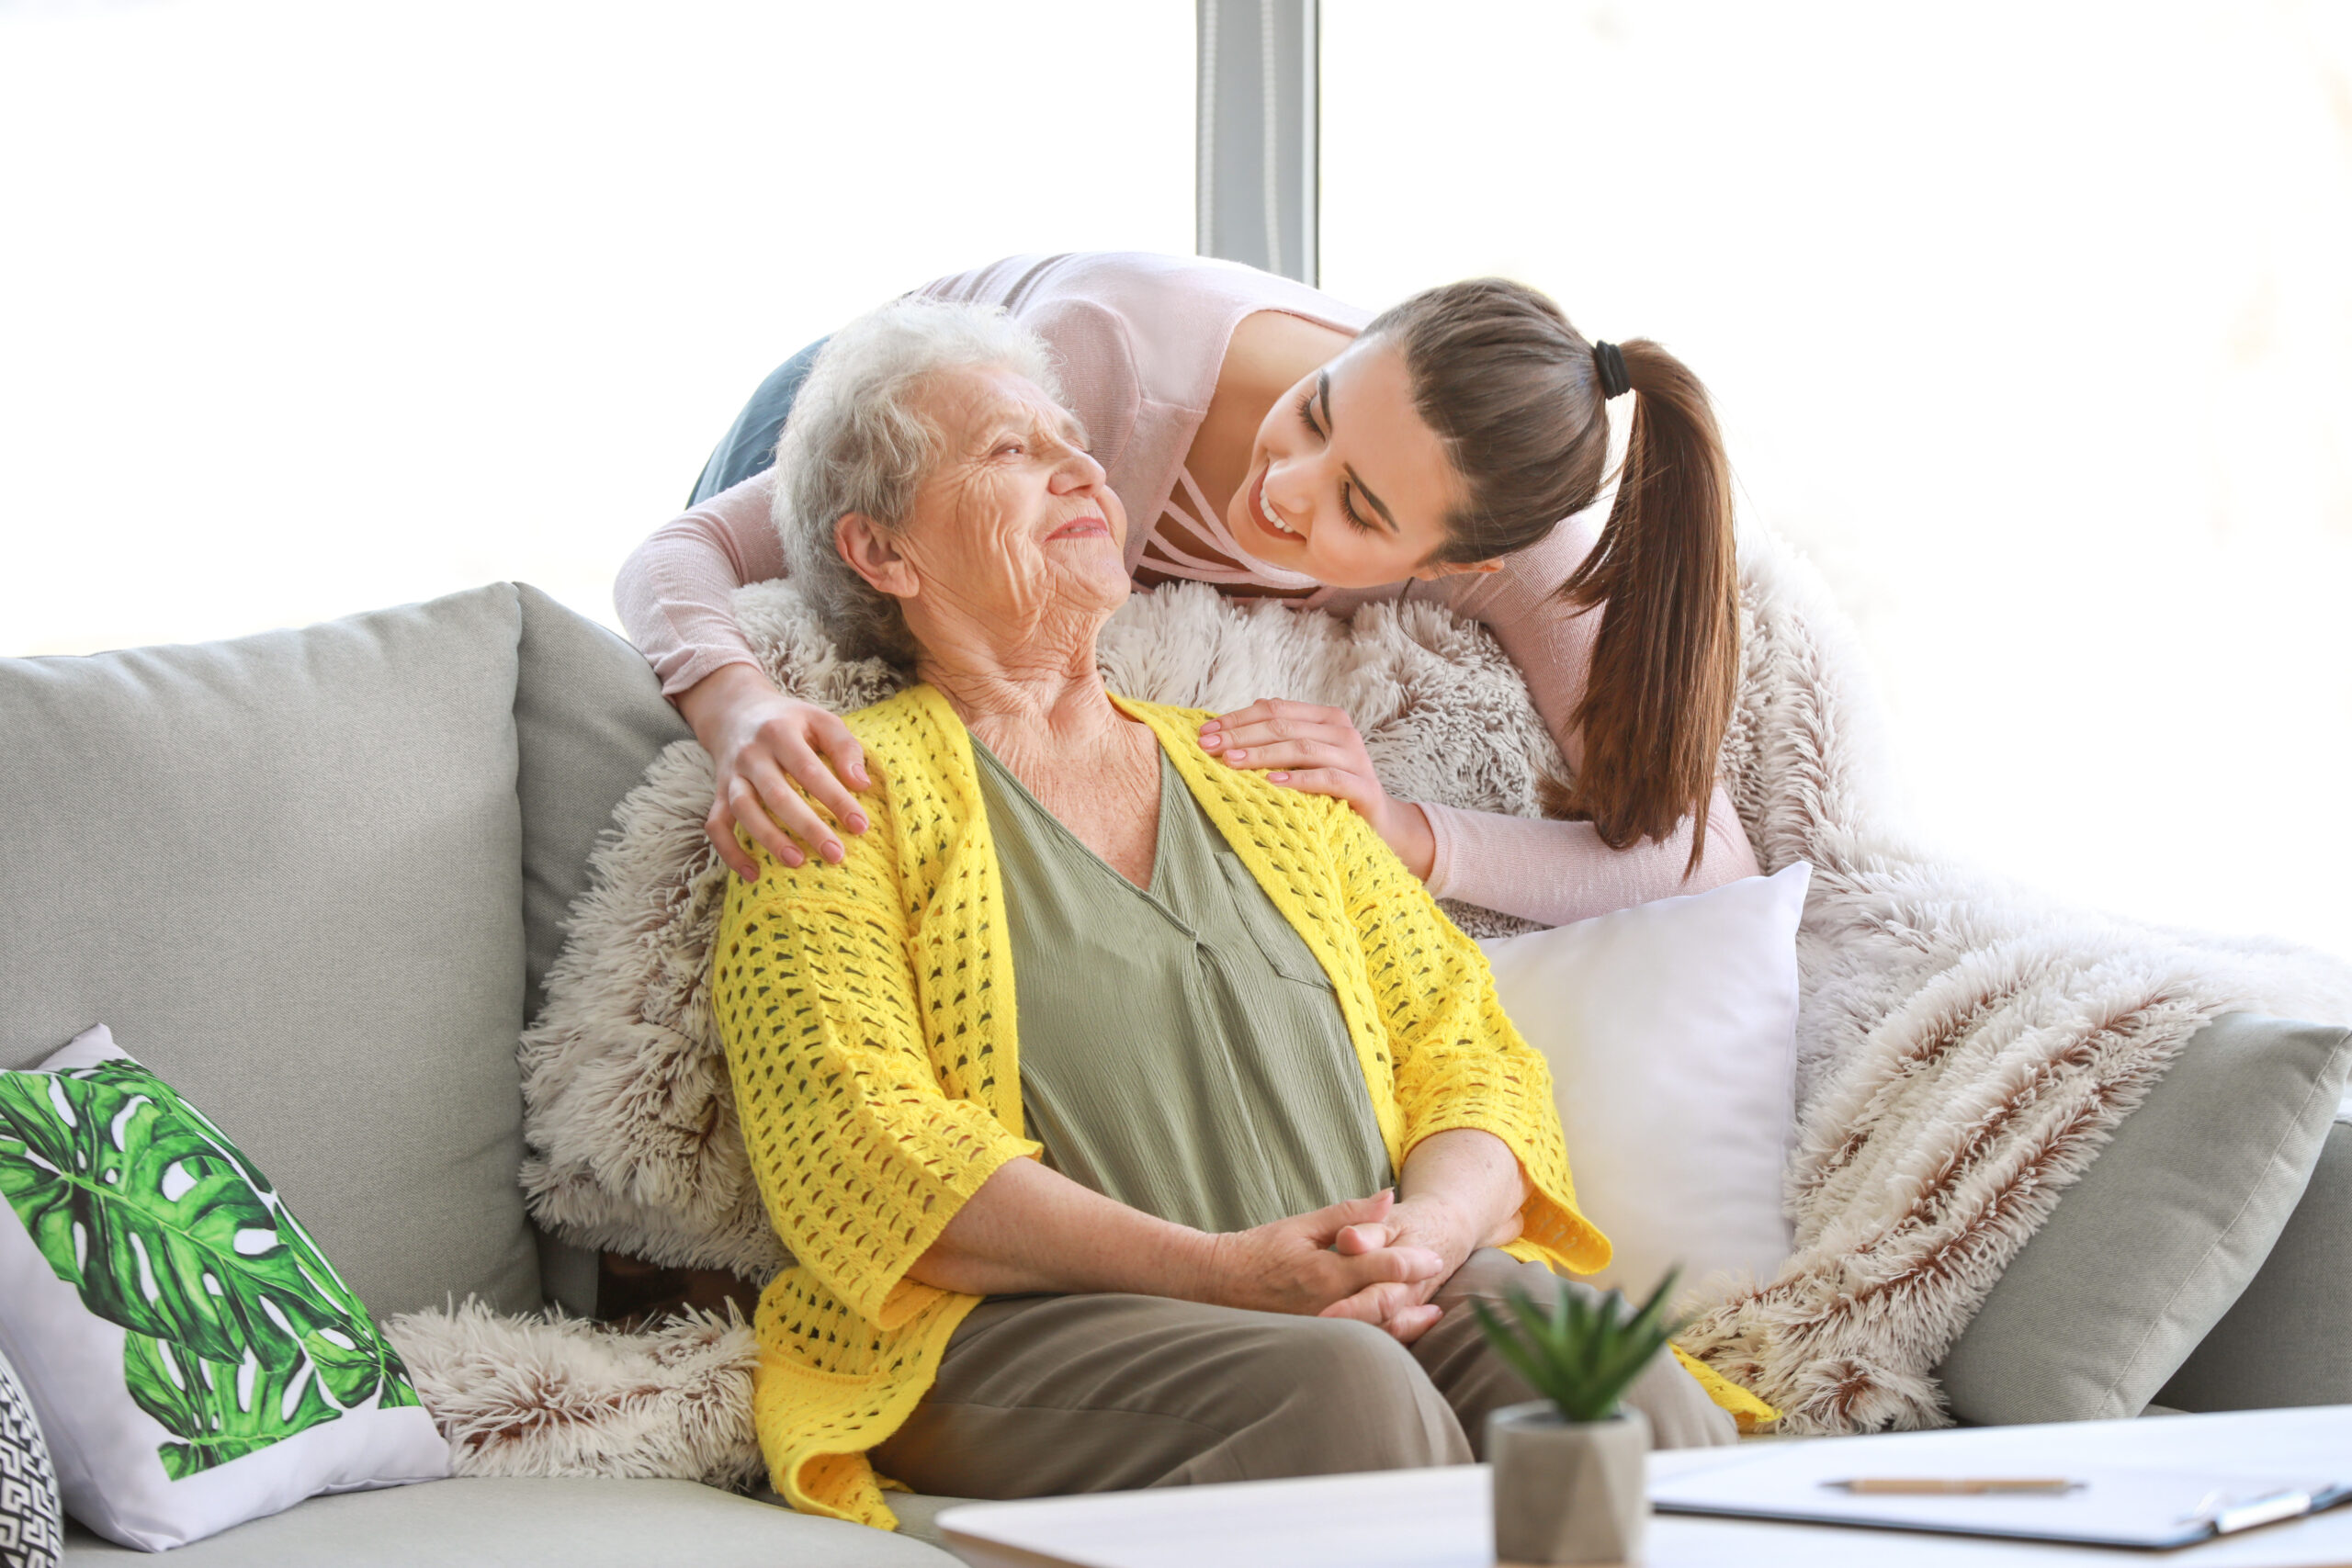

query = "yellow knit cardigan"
[{"left": 712, "top": 686, "right": 1761, "bottom": 1529}]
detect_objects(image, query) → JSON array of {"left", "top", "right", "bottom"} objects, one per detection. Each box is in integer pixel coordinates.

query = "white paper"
[{"left": 1649, "top": 1416, "right": 2349, "bottom": 1549}]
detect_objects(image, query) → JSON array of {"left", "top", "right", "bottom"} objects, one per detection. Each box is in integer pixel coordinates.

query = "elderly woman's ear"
[{"left": 834, "top": 513, "right": 920, "bottom": 603}]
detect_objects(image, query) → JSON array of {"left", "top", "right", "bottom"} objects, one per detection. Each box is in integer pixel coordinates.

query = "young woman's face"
[{"left": 1223, "top": 334, "right": 1486, "bottom": 589}]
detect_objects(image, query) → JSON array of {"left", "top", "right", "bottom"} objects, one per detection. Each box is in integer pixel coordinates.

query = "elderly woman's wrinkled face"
[{"left": 881, "top": 367, "right": 1129, "bottom": 649}]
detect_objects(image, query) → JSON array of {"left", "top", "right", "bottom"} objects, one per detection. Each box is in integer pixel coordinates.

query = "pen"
[{"left": 1826, "top": 1478, "right": 2081, "bottom": 1495}]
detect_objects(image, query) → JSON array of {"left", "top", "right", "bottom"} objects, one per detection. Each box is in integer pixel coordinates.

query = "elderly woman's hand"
[
  {"left": 679, "top": 663, "right": 873, "bottom": 880},
  {"left": 1316, "top": 1131, "right": 1532, "bottom": 1342},
  {"left": 1204, "top": 1190, "right": 1450, "bottom": 1338},
  {"left": 1197, "top": 701, "right": 1437, "bottom": 881},
  {"left": 1317, "top": 1192, "right": 1522, "bottom": 1342}
]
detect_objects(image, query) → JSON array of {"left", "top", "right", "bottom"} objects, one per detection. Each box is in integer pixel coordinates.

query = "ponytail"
[
  {"left": 1555, "top": 341, "right": 1738, "bottom": 870},
  {"left": 1366, "top": 282, "right": 1738, "bottom": 869}
]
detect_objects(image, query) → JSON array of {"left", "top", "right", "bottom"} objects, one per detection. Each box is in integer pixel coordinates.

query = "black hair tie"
[{"left": 1592, "top": 340, "right": 1633, "bottom": 400}]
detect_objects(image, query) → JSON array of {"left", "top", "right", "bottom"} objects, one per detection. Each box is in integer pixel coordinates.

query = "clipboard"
[{"left": 1648, "top": 1431, "right": 2352, "bottom": 1550}]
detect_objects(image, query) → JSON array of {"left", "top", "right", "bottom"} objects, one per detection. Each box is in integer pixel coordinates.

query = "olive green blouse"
[{"left": 972, "top": 737, "right": 1395, "bottom": 1235}]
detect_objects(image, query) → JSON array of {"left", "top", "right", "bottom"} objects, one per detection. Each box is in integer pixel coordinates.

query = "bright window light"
[
  {"left": 0, "top": 0, "right": 1193, "bottom": 654},
  {"left": 8, "top": 1, "right": 2348, "bottom": 963},
  {"left": 1325, "top": 0, "right": 2352, "bottom": 961}
]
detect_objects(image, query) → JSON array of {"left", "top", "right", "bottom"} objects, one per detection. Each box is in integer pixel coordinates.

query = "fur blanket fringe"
[{"left": 384, "top": 1301, "right": 763, "bottom": 1489}]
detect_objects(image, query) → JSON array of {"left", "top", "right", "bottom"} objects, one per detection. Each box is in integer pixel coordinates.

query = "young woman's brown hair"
[{"left": 1363, "top": 280, "right": 1739, "bottom": 869}]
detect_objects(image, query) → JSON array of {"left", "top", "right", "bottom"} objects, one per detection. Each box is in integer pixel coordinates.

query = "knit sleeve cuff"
[
  {"left": 1406, "top": 1109, "right": 1611, "bottom": 1278},
  {"left": 867, "top": 1135, "right": 1045, "bottom": 1330}
]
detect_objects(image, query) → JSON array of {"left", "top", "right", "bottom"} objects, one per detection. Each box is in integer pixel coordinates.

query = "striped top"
[{"left": 972, "top": 736, "right": 1392, "bottom": 1234}]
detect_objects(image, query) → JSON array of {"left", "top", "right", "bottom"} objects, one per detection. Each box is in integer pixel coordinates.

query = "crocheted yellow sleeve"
[
  {"left": 1319, "top": 794, "right": 1613, "bottom": 1279},
  {"left": 712, "top": 751, "right": 1040, "bottom": 1329}
]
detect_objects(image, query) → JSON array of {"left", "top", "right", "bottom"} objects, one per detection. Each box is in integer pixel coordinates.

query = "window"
[
  {"left": 1, "top": 0, "right": 1192, "bottom": 654},
  {"left": 1323, "top": 1, "right": 2352, "bottom": 954}
]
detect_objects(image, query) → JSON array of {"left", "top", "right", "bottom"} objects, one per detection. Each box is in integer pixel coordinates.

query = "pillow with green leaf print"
[{"left": 0, "top": 1025, "right": 447, "bottom": 1551}]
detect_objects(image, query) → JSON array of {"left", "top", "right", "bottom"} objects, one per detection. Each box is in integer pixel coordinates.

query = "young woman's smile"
[{"left": 1242, "top": 470, "right": 1300, "bottom": 543}]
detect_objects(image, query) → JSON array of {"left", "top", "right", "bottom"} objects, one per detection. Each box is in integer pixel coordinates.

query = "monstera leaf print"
[
  {"left": 121, "top": 1330, "right": 345, "bottom": 1480},
  {"left": 0, "top": 1057, "right": 417, "bottom": 1480}
]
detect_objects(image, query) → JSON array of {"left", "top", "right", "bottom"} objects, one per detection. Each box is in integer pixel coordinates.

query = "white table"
[{"left": 936, "top": 1406, "right": 2352, "bottom": 1567}]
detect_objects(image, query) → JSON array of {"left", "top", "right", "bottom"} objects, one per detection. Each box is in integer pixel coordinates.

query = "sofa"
[{"left": 4, "top": 582, "right": 2344, "bottom": 1564}]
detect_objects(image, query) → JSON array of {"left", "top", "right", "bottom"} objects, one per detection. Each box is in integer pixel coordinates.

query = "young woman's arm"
[
  {"left": 1427, "top": 513, "right": 1758, "bottom": 923},
  {"left": 1205, "top": 514, "right": 1758, "bottom": 927},
  {"left": 616, "top": 469, "right": 876, "bottom": 877},
  {"left": 613, "top": 470, "right": 785, "bottom": 694},
  {"left": 1419, "top": 788, "right": 1755, "bottom": 925}
]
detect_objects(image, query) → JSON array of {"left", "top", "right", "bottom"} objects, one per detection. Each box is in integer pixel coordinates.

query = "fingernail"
[
  {"left": 1200, "top": 734, "right": 1222, "bottom": 749},
  {"left": 824, "top": 840, "right": 844, "bottom": 863},
  {"left": 1227, "top": 749, "right": 1247, "bottom": 761},
  {"left": 1200, "top": 719, "right": 1220, "bottom": 733},
  {"left": 1269, "top": 772, "right": 1289, "bottom": 783},
  {"left": 782, "top": 850, "right": 804, "bottom": 868},
  {"left": 846, "top": 814, "right": 869, "bottom": 834},
  {"left": 853, "top": 766, "right": 869, "bottom": 784}
]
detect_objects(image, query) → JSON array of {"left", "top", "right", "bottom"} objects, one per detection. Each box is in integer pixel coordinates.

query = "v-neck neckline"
[{"left": 969, "top": 728, "right": 1181, "bottom": 901}]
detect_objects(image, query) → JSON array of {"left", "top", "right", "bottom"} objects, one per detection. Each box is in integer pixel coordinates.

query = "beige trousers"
[{"left": 869, "top": 1249, "right": 1734, "bottom": 1499}]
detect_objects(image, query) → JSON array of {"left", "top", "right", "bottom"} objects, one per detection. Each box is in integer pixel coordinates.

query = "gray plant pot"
[{"left": 1488, "top": 1401, "right": 1650, "bottom": 1565}]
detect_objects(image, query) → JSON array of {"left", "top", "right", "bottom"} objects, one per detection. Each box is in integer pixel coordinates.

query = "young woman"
[{"left": 616, "top": 251, "right": 1758, "bottom": 926}]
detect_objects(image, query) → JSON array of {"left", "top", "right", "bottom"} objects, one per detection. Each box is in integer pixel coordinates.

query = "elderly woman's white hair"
[{"left": 770, "top": 299, "right": 1065, "bottom": 664}]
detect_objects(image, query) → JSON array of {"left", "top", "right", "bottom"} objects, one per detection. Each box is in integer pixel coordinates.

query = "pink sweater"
[{"left": 616, "top": 253, "right": 1758, "bottom": 925}]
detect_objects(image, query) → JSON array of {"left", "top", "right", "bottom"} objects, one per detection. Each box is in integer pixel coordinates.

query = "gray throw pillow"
[
  {"left": 0, "top": 1338, "right": 62, "bottom": 1568},
  {"left": 1938, "top": 1012, "right": 2352, "bottom": 1424},
  {"left": 2155, "top": 1116, "right": 2352, "bottom": 1412}
]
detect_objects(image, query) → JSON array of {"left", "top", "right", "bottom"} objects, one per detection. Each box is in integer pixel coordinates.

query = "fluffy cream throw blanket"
[{"left": 394, "top": 534, "right": 2352, "bottom": 1481}]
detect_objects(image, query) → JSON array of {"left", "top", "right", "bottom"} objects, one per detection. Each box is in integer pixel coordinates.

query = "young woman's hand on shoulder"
[
  {"left": 1198, "top": 699, "right": 1436, "bottom": 879},
  {"left": 678, "top": 662, "right": 874, "bottom": 879}
]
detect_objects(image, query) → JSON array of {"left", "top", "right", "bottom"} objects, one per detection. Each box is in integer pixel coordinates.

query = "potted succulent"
[{"left": 1474, "top": 1270, "right": 1686, "bottom": 1566}]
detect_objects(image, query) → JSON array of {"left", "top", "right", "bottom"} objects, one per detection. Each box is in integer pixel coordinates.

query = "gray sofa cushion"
[
  {"left": 59, "top": 1477, "right": 954, "bottom": 1565},
  {"left": 2156, "top": 1116, "right": 2352, "bottom": 1412},
  {"left": 1938, "top": 1012, "right": 2352, "bottom": 1424},
  {"left": 512, "top": 585, "right": 693, "bottom": 1316},
  {"left": 0, "top": 586, "right": 537, "bottom": 1318},
  {"left": 512, "top": 583, "right": 690, "bottom": 1027}
]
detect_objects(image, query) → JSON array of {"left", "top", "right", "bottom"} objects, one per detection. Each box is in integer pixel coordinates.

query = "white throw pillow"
[
  {"left": 0, "top": 1026, "right": 448, "bottom": 1551},
  {"left": 1478, "top": 863, "right": 1811, "bottom": 1301}
]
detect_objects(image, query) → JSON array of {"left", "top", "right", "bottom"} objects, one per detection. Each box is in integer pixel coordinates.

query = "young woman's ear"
[{"left": 834, "top": 513, "right": 920, "bottom": 600}]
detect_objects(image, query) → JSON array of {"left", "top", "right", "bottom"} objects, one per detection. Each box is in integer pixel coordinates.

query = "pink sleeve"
[
  {"left": 1420, "top": 787, "right": 1758, "bottom": 927},
  {"left": 612, "top": 471, "right": 788, "bottom": 700},
  {"left": 1419, "top": 511, "right": 1761, "bottom": 927}
]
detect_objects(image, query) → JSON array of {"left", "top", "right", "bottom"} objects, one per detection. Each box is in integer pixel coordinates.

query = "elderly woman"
[{"left": 712, "top": 299, "right": 1763, "bottom": 1531}]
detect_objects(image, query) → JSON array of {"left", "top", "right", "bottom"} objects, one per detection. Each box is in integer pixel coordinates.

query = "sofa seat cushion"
[
  {"left": 58, "top": 1477, "right": 956, "bottom": 1565},
  {"left": 0, "top": 585, "right": 537, "bottom": 1318}
]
